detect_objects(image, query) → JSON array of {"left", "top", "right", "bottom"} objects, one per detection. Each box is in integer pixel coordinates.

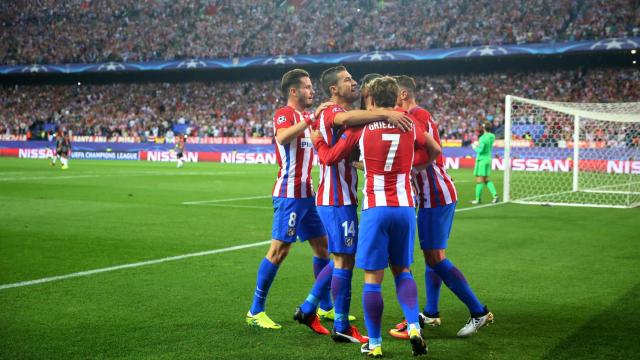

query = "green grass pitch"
[{"left": 0, "top": 157, "right": 638, "bottom": 359}]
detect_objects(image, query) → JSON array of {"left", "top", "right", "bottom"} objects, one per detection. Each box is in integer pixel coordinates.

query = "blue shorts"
[
  {"left": 417, "top": 201, "right": 456, "bottom": 250},
  {"left": 317, "top": 205, "right": 358, "bottom": 255},
  {"left": 272, "top": 197, "right": 327, "bottom": 242},
  {"left": 356, "top": 207, "right": 416, "bottom": 271}
]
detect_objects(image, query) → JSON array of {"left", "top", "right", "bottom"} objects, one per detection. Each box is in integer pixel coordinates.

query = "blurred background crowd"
[
  {"left": 1, "top": 67, "right": 637, "bottom": 143},
  {"left": 1, "top": 0, "right": 637, "bottom": 65}
]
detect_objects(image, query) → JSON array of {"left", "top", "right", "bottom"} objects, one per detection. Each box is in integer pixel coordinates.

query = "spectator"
[{"left": 0, "top": 0, "right": 636, "bottom": 65}]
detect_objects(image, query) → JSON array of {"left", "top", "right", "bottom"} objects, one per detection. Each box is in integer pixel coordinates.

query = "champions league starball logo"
[
  {"left": 21, "top": 64, "right": 48, "bottom": 73},
  {"left": 263, "top": 55, "right": 297, "bottom": 65},
  {"left": 589, "top": 38, "right": 639, "bottom": 50},
  {"left": 358, "top": 51, "right": 396, "bottom": 61},
  {"left": 97, "top": 62, "right": 126, "bottom": 71},
  {"left": 466, "top": 46, "right": 509, "bottom": 57},
  {"left": 177, "top": 59, "right": 207, "bottom": 69}
]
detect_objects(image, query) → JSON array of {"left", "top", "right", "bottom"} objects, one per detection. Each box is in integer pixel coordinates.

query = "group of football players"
[{"left": 246, "top": 67, "right": 493, "bottom": 358}]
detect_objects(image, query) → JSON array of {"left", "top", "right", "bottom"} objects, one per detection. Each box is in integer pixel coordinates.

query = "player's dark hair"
[
  {"left": 368, "top": 76, "right": 400, "bottom": 108},
  {"left": 483, "top": 121, "right": 493, "bottom": 132},
  {"left": 359, "top": 73, "right": 383, "bottom": 109},
  {"left": 280, "top": 68, "right": 310, "bottom": 99},
  {"left": 320, "top": 65, "right": 347, "bottom": 97},
  {"left": 360, "top": 73, "right": 383, "bottom": 91},
  {"left": 393, "top": 75, "right": 416, "bottom": 97}
]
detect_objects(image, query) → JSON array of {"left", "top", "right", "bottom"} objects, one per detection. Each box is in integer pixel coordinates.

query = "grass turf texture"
[{"left": 0, "top": 157, "right": 638, "bottom": 359}]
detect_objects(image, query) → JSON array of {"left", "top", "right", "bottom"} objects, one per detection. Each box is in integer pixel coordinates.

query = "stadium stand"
[
  {"left": 2, "top": 68, "right": 637, "bottom": 142},
  {"left": 1, "top": 0, "right": 638, "bottom": 65}
]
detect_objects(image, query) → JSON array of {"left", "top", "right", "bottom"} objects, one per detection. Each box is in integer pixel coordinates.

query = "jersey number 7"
[{"left": 382, "top": 134, "right": 400, "bottom": 171}]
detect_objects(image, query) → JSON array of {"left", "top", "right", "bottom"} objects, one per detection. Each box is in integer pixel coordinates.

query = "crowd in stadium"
[
  {"left": 1, "top": 67, "right": 637, "bottom": 144},
  {"left": 1, "top": 0, "right": 637, "bottom": 65}
]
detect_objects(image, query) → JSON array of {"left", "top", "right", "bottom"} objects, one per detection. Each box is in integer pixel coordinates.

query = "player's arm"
[
  {"left": 473, "top": 136, "right": 487, "bottom": 154},
  {"left": 413, "top": 131, "right": 442, "bottom": 171},
  {"left": 333, "top": 109, "right": 413, "bottom": 131},
  {"left": 313, "top": 101, "right": 335, "bottom": 119},
  {"left": 311, "top": 127, "right": 362, "bottom": 165},
  {"left": 275, "top": 113, "right": 314, "bottom": 145}
]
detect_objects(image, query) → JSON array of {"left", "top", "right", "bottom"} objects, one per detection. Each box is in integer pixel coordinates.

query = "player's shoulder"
[
  {"left": 320, "top": 104, "right": 346, "bottom": 118},
  {"left": 274, "top": 106, "right": 295, "bottom": 123},
  {"left": 410, "top": 106, "right": 433, "bottom": 121},
  {"left": 275, "top": 106, "right": 294, "bottom": 116},
  {"left": 329, "top": 104, "right": 347, "bottom": 113}
]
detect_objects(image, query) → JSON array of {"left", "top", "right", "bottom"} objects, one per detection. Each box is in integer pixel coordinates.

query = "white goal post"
[{"left": 503, "top": 95, "right": 640, "bottom": 208}]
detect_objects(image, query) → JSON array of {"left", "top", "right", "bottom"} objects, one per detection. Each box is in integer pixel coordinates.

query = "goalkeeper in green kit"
[{"left": 471, "top": 122, "right": 499, "bottom": 204}]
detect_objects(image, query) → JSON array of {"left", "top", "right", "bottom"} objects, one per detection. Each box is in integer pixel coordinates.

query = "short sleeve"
[
  {"left": 321, "top": 105, "right": 346, "bottom": 129},
  {"left": 274, "top": 109, "right": 295, "bottom": 131}
]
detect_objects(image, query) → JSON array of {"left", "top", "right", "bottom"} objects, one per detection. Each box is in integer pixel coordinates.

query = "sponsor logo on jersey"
[{"left": 276, "top": 115, "right": 287, "bottom": 124}]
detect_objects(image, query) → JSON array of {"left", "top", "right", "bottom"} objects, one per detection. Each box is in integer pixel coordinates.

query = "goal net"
[{"left": 503, "top": 95, "right": 640, "bottom": 208}]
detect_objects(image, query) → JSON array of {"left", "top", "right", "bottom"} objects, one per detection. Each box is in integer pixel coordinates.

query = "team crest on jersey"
[
  {"left": 287, "top": 227, "right": 296, "bottom": 237},
  {"left": 276, "top": 115, "right": 287, "bottom": 124},
  {"left": 344, "top": 236, "right": 354, "bottom": 247}
]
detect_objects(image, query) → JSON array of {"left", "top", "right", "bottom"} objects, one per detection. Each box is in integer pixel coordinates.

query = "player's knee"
[
  {"left": 389, "top": 265, "right": 410, "bottom": 277},
  {"left": 333, "top": 253, "right": 355, "bottom": 270},
  {"left": 267, "top": 241, "right": 291, "bottom": 265},
  {"left": 308, "top": 236, "right": 329, "bottom": 258},
  {"left": 424, "top": 249, "right": 446, "bottom": 267}
]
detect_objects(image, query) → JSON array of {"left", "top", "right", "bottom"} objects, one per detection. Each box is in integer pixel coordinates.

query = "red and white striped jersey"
[
  {"left": 409, "top": 106, "right": 458, "bottom": 208},
  {"left": 313, "top": 109, "right": 423, "bottom": 210},
  {"left": 315, "top": 104, "right": 358, "bottom": 206},
  {"left": 272, "top": 106, "right": 315, "bottom": 198}
]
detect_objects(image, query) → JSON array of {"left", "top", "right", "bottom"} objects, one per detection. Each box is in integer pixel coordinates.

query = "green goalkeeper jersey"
[{"left": 475, "top": 132, "right": 495, "bottom": 161}]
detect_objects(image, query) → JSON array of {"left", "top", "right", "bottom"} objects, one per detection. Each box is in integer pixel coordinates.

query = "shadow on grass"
[{"left": 542, "top": 282, "right": 640, "bottom": 360}]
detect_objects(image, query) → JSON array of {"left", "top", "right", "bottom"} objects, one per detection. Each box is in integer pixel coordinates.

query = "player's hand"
[
  {"left": 314, "top": 101, "right": 335, "bottom": 119},
  {"left": 385, "top": 111, "right": 413, "bottom": 132},
  {"left": 310, "top": 129, "right": 322, "bottom": 144}
]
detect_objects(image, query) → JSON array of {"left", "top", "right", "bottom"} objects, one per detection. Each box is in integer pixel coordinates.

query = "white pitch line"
[
  {"left": 182, "top": 195, "right": 272, "bottom": 205},
  {"left": 456, "top": 201, "right": 505, "bottom": 212},
  {"left": 0, "top": 240, "right": 272, "bottom": 291},
  {"left": 0, "top": 175, "right": 102, "bottom": 181},
  {"left": 194, "top": 204, "right": 273, "bottom": 210},
  {"left": 0, "top": 200, "right": 506, "bottom": 291}
]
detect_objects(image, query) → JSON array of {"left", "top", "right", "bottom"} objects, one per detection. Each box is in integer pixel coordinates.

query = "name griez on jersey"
[{"left": 367, "top": 121, "right": 397, "bottom": 131}]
